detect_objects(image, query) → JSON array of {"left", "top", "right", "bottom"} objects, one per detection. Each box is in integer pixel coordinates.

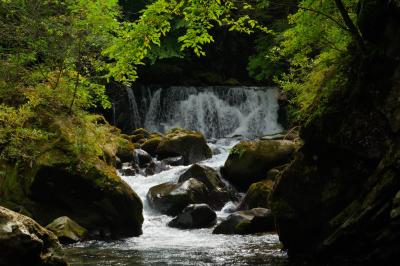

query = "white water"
[
  {"left": 66, "top": 139, "right": 287, "bottom": 266},
  {"left": 130, "top": 86, "right": 283, "bottom": 138}
]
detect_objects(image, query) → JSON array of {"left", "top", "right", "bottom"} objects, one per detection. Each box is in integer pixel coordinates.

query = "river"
[{"left": 64, "top": 138, "right": 287, "bottom": 266}]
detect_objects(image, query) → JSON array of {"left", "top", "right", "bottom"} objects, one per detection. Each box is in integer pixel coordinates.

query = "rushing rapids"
[
  {"left": 64, "top": 138, "right": 287, "bottom": 265},
  {"left": 123, "top": 86, "right": 282, "bottom": 138}
]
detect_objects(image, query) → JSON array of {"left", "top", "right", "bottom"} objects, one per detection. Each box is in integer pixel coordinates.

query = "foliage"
[
  {"left": 0, "top": 0, "right": 124, "bottom": 163},
  {"left": 103, "top": 0, "right": 270, "bottom": 83},
  {"left": 271, "top": 0, "right": 358, "bottom": 120}
]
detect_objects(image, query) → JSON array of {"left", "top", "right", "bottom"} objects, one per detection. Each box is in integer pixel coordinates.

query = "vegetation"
[{"left": 0, "top": 0, "right": 364, "bottom": 187}]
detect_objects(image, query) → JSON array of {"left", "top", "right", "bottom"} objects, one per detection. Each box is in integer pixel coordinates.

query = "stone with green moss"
[
  {"left": 156, "top": 129, "right": 212, "bottom": 165},
  {"left": 141, "top": 136, "right": 162, "bottom": 156},
  {"left": 212, "top": 208, "right": 275, "bottom": 235},
  {"left": 238, "top": 179, "right": 275, "bottom": 210},
  {"left": 132, "top": 128, "right": 150, "bottom": 138},
  {"left": 46, "top": 216, "right": 87, "bottom": 244},
  {"left": 222, "top": 139, "right": 298, "bottom": 191},
  {"left": 0, "top": 114, "right": 144, "bottom": 239}
]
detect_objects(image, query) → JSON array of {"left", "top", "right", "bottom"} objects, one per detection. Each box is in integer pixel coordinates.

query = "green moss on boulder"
[
  {"left": 156, "top": 129, "right": 212, "bottom": 165},
  {"left": 222, "top": 140, "right": 298, "bottom": 191},
  {"left": 141, "top": 137, "right": 162, "bottom": 156},
  {"left": 46, "top": 216, "right": 87, "bottom": 244},
  {"left": 238, "top": 179, "right": 275, "bottom": 210}
]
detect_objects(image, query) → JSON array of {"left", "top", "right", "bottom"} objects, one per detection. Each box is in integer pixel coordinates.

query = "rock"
[
  {"left": 0, "top": 206, "right": 67, "bottom": 266},
  {"left": 162, "top": 156, "right": 184, "bottom": 166},
  {"left": 132, "top": 128, "right": 150, "bottom": 138},
  {"left": 212, "top": 208, "right": 275, "bottom": 235},
  {"left": 119, "top": 167, "right": 137, "bottom": 176},
  {"left": 130, "top": 134, "right": 145, "bottom": 143},
  {"left": 141, "top": 137, "right": 162, "bottom": 156},
  {"left": 134, "top": 149, "right": 152, "bottom": 167},
  {"left": 237, "top": 179, "right": 274, "bottom": 210},
  {"left": 145, "top": 161, "right": 169, "bottom": 176},
  {"left": 147, "top": 178, "right": 208, "bottom": 216},
  {"left": 116, "top": 142, "right": 136, "bottom": 163},
  {"left": 167, "top": 204, "right": 216, "bottom": 229},
  {"left": 46, "top": 216, "right": 87, "bottom": 244},
  {"left": 156, "top": 128, "right": 212, "bottom": 165},
  {"left": 28, "top": 162, "right": 143, "bottom": 238},
  {"left": 178, "top": 164, "right": 232, "bottom": 209},
  {"left": 222, "top": 140, "right": 298, "bottom": 191}
]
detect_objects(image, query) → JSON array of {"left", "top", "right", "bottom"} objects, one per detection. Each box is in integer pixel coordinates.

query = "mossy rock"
[
  {"left": 156, "top": 129, "right": 212, "bottom": 165},
  {"left": 222, "top": 140, "right": 298, "bottom": 191},
  {"left": 46, "top": 216, "right": 87, "bottom": 244},
  {"left": 178, "top": 164, "right": 232, "bottom": 209},
  {"left": 0, "top": 206, "right": 67, "bottom": 266},
  {"left": 132, "top": 128, "right": 150, "bottom": 138},
  {"left": 238, "top": 179, "right": 275, "bottom": 210},
  {"left": 147, "top": 178, "right": 208, "bottom": 216},
  {"left": 212, "top": 208, "right": 275, "bottom": 235},
  {"left": 130, "top": 134, "right": 146, "bottom": 143},
  {"left": 141, "top": 137, "right": 162, "bottom": 156},
  {"left": 28, "top": 161, "right": 143, "bottom": 238},
  {"left": 116, "top": 140, "right": 136, "bottom": 163}
]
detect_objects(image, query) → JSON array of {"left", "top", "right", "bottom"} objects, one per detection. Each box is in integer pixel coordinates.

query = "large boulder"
[
  {"left": 178, "top": 164, "right": 232, "bottom": 208},
  {"left": 46, "top": 216, "right": 87, "bottom": 244},
  {"left": 0, "top": 206, "right": 67, "bottom": 266},
  {"left": 141, "top": 136, "right": 162, "bottom": 156},
  {"left": 147, "top": 178, "right": 208, "bottom": 216},
  {"left": 222, "top": 140, "right": 297, "bottom": 191},
  {"left": 28, "top": 162, "right": 144, "bottom": 238},
  {"left": 212, "top": 208, "right": 275, "bottom": 235},
  {"left": 156, "top": 129, "right": 212, "bottom": 165},
  {"left": 237, "top": 179, "right": 275, "bottom": 210},
  {"left": 167, "top": 204, "right": 217, "bottom": 229}
]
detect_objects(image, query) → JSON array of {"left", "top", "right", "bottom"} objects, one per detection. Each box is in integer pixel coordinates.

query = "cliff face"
[{"left": 271, "top": 0, "right": 400, "bottom": 264}]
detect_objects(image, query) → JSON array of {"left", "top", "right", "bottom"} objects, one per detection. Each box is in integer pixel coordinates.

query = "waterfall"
[
  {"left": 125, "top": 86, "right": 141, "bottom": 130},
  {"left": 131, "top": 86, "right": 283, "bottom": 138}
]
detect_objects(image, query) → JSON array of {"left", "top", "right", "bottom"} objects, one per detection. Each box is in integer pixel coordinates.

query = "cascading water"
[
  {"left": 65, "top": 139, "right": 287, "bottom": 265},
  {"left": 64, "top": 85, "right": 287, "bottom": 265},
  {"left": 125, "top": 86, "right": 142, "bottom": 130},
  {"left": 131, "top": 86, "right": 283, "bottom": 138}
]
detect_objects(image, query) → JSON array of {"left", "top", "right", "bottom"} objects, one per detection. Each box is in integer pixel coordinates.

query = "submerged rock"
[
  {"left": 212, "top": 208, "right": 275, "bottom": 235},
  {"left": 222, "top": 139, "right": 297, "bottom": 191},
  {"left": 0, "top": 206, "right": 67, "bottom": 266},
  {"left": 46, "top": 216, "right": 87, "bottom": 244},
  {"left": 156, "top": 128, "right": 212, "bottom": 165},
  {"left": 147, "top": 178, "right": 208, "bottom": 216},
  {"left": 167, "top": 204, "right": 216, "bottom": 229}
]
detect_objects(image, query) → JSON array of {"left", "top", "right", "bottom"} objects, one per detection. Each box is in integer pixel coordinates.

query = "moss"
[
  {"left": 223, "top": 140, "right": 298, "bottom": 191},
  {"left": 132, "top": 128, "right": 150, "bottom": 137},
  {"left": 235, "top": 220, "right": 252, "bottom": 234},
  {"left": 141, "top": 137, "right": 162, "bottom": 156},
  {"left": 241, "top": 179, "right": 274, "bottom": 209}
]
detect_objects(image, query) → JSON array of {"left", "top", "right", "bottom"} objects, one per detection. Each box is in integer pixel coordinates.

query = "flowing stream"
[
  {"left": 65, "top": 86, "right": 286, "bottom": 265},
  {"left": 65, "top": 139, "right": 287, "bottom": 265}
]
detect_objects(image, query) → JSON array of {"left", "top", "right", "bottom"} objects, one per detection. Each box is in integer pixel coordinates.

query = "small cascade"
[
  {"left": 125, "top": 86, "right": 141, "bottom": 130},
  {"left": 132, "top": 86, "right": 283, "bottom": 138}
]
